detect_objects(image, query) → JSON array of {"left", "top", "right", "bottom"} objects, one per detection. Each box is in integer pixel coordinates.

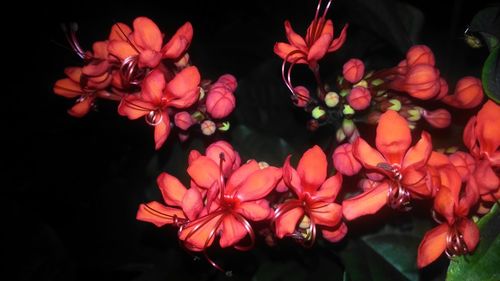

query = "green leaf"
[
  {"left": 468, "top": 7, "right": 500, "bottom": 51},
  {"left": 446, "top": 204, "right": 500, "bottom": 281},
  {"left": 482, "top": 46, "right": 500, "bottom": 103}
]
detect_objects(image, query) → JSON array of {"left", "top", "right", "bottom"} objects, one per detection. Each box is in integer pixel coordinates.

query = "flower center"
[
  {"left": 445, "top": 222, "right": 469, "bottom": 258},
  {"left": 378, "top": 163, "right": 412, "bottom": 211}
]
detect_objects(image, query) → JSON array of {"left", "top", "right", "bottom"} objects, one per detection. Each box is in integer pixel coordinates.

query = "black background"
[{"left": 4, "top": 0, "right": 497, "bottom": 280}]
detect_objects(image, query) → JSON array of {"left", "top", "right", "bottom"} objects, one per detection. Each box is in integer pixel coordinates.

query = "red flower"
[
  {"left": 118, "top": 66, "right": 200, "bottom": 149},
  {"left": 108, "top": 17, "right": 193, "bottom": 69},
  {"left": 343, "top": 110, "right": 433, "bottom": 220},
  {"left": 274, "top": 1, "right": 348, "bottom": 68},
  {"left": 179, "top": 156, "right": 282, "bottom": 251},
  {"left": 417, "top": 164, "right": 479, "bottom": 268},
  {"left": 273, "top": 145, "right": 345, "bottom": 245}
]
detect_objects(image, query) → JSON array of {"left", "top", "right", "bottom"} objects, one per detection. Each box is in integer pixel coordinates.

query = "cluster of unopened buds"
[
  {"left": 53, "top": 0, "right": 499, "bottom": 273},
  {"left": 54, "top": 17, "right": 237, "bottom": 149}
]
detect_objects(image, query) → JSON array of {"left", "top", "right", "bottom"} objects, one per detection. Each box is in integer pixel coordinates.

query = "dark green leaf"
[
  {"left": 482, "top": 46, "right": 500, "bottom": 103},
  {"left": 446, "top": 204, "right": 500, "bottom": 281},
  {"left": 468, "top": 7, "right": 500, "bottom": 51}
]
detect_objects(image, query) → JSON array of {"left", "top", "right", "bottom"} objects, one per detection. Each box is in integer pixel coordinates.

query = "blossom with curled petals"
[
  {"left": 343, "top": 110, "right": 434, "bottom": 220},
  {"left": 273, "top": 145, "right": 346, "bottom": 246},
  {"left": 118, "top": 66, "right": 200, "bottom": 149}
]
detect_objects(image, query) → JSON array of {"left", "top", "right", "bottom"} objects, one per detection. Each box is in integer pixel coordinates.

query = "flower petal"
[
  {"left": 117, "top": 95, "right": 151, "bottom": 120},
  {"left": 284, "top": 20, "right": 307, "bottom": 51},
  {"left": 166, "top": 66, "right": 200, "bottom": 102},
  {"left": 275, "top": 206, "right": 304, "bottom": 238},
  {"left": 154, "top": 113, "right": 171, "bottom": 150},
  {"left": 142, "top": 69, "right": 166, "bottom": 104},
  {"left": 297, "top": 145, "right": 327, "bottom": 192},
  {"left": 307, "top": 33, "right": 332, "bottom": 63},
  {"left": 68, "top": 97, "right": 94, "bottom": 118},
  {"left": 162, "top": 22, "right": 193, "bottom": 59},
  {"left": 283, "top": 155, "right": 303, "bottom": 196},
  {"left": 310, "top": 202, "right": 342, "bottom": 227},
  {"left": 136, "top": 201, "right": 185, "bottom": 227},
  {"left": 219, "top": 215, "right": 247, "bottom": 248},
  {"left": 133, "top": 17, "right": 162, "bottom": 51},
  {"left": 402, "top": 131, "right": 432, "bottom": 170},
  {"left": 474, "top": 160, "right": 500, "bottom": 194},
  {"left": 237, "top": 199, "right": 272, "bottom": 221},
  {"left": 273, "top": 42, "right": 307, "bottom": 64},
  {"left": 457, "top": 219, "right": 480, "bottom": 252},
  {"left": 53, "top": 78, "right": 82, "bottom": 98},
  {"left": 108, "top": 40, "right": 138, "bottom": 61},
  {"left": 322, "top": 222, "right": 348, "bottom": 242},
  {"left": 187, "top": 156, "right": 220, "bottom": 189},
  {"left": 182, "top": 187, "right": 203, "bottom": 220},
  {"left": 109, "top": 22, "right": 132, "bottom": 41},
  {"left": 476, "top": 100, "right": 500, "bottom": 155},
  {"left": 342, "top": 181, "right": 389, "bottom": 220},
  {"left": 235, "top": 167, "right": 281, "bottom": 202},
  {"left": 226, "top": 160, "right": 261, "bottom": 195},
  {"left": 314, "top": 173, "right": 342, "bottom": 202},
  {"left": 376, "top": 110, "right": 411, "bottom": 164},
  {"left": 328, "top": 24, "right": 348, "bottom": 52},
  {"left": 157, "top": 172, "right": 187, "bottom": 207},
  {"left": 179, "top": 213, "right": 223, "bottom": 251},
  {"left": 417, "top": 224, "right": 449, "bottom": 268},
  {"left": 333, "top": 143, "right": 362, "bottom": 176},
  {"left": 449, "top": 152, "right": 476, "bottom": 182},
  {"left": 352, "top": 137, "right": 386, "bottom": 170}
]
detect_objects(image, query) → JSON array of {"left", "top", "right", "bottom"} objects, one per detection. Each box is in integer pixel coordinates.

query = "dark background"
[{"left": 4, "top": 0, "right": 497, "bottom": 280}]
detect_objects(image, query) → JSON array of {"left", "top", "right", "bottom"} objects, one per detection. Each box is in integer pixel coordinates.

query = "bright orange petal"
[
  {"left": 187, "top": 156, "right": 220, "bottom": 189},
  {"left": 154, "top": 113, "right": 171, "bottom": 150},
  {"left": 109, "top": 22, "right": 132, "bottom": 41},
  {"left": 237, "top": 199, "right": 272, "bottom": 221},
  {"left": 314, "top": 173, "right": 342, "bottom": 202},
  {"left": 219, "top": 215, "right": 247, "bottom": 248},
  {"left": 136, "top": 201, "right": 185, "bottom": 227},
  {"left": 463, "top": 116, "right": 478, "bottom": 154},
  {"left": 182, "top": 187, "right": 203, "bottom": 220},
  {"left": 402, "top": 131, "right": 432, "bottom": 170},
  {"left": 376, "top": 110, "right": 411, "bottom": 164},
  {"left": 449, "top": 152, "right": 476, "bottom": 182},
  {"left": 68, "top": 97, "right": 93, "bottom": 117},
  {"left": 132, "top": 17, "right": 162, "bottom": 51},
  {"left": 457, "top": 219, "right": 480, "bottom": 252},
  {"left": 226, "top": 160, "right": 260, "bottom": 195},
  {"left": 117, "top": 95, "right": 151, "bottom": 120},
  {"left": 273, "top": 42, "right": 307, "bottom": 64},
  {"left": 107, "top": 40, "right": 138, "bottom": 61},
  {"left": 283, "top": 155, "right": 303, "bottom": 196},
  {"left": 352, "top": 137, "right": 386, "bottom": 170},
  {"left": 284, "top": 20, "right": 307, "bottom": 51},
  {"left": 53, "top": 78, "right": 82, "bottom": 98},
  {"left": 474, "top": 160, "right": 500, "bottom": 194},
  {"left": 476, "top": 100, "right": 500, "bottom": 155},
  {"left": 297, "top": 145, "right": 327, "bottom": 192},
  {"left": 417, "top": 224, "right": 449, "bottom": 268},
  {"left": 307, "top": 33, "right": 332, "bottom": 63},
  {"left": 275, "top": 206, "right": 304, "bottom": 238},
  {"left": 342, "top": 181, "right": 389, "bottom": 220},
  {"left": 310, "top": 202, "right": 342, "bottom": 227},
  {"left": 322, "top": 222, "right": 348, "bottom": 242},
  {"left": 157, "top": 172, "right": 187, "bottom": 207},
  {"left": 235, "top": 167, "right": 281, "bottom": 202},
  {"left": 166, "top": 66, "right": 200, "bottom": 100}
]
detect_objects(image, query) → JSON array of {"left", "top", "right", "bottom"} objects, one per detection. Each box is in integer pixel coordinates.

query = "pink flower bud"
[
  {"left": 391, "top": 64, "right": 440, "bottom": 100},
  {"left": 174, "top": 111, "right": 194, "bottom": 130},
  {"left": 442, "top": 77, "right": 483, "bottom": 108},
  {"left": 436, "top": 78, "right": 448, "bottom": 100},
  {"left": 343, "top": 58, "right": 365, "bottom": 83},
  {"left": 217, "top": 74, "right": 238, "bottom": 92},
  {"left": 423, "top": 108, "right": 451, "bottom": 128},
  {"left": 206, "top": 141, "right": 242, "bottom": 176},
  {"left": 188, "top": 150, "right": 202, "bottom": 164},
  {"left": 406, "top": 45, "right": 435, "bottom": 66},
  {"left": 293, "top": 86, "right": 310, "bottom": 107},
  {"left": 201, "top": 120, "right": 216, "bottom": 135},
  {"left": 347, "top": 86, "right": 371, "bottom": 110},
  {"left": 333, "top": 143, "right": 362, "bottom": 176},
  {"left": 206, "top": 86, "right": 236, "bottom": 119}
]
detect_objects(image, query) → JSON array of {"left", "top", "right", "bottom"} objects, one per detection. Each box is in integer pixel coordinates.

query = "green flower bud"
[
  {"left": 312, "top": 106, "right": 326, "bottom": 119},
  {"left": 324, "top": 91, "right": 340, "bottom": 107},
  {"left": 388, "top": 99, "right": 402, "bottom": 111},
  {"left": 336, "top": 128, "right": 346, "bottom": 142},
  {"left": 342, "top": 118, "right": 356, "bottom": 137},
  {"left": 340, "top": 89, "right": 349, "bottom": 97},
  {"left": 343, "top": 104, "right": 355, "bottom": 115}
]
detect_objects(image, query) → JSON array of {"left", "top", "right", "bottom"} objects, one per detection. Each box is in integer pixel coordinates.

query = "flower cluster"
[{"left": 53, "top": 17, "right": 237, "bottom": 149}]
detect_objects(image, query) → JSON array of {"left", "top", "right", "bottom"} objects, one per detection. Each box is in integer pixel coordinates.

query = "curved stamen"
[
  {"left": 387, "top": 181, "right": 412, "bottom": 211},
  {"left": 61, "top": 23, "right": 86, "bottom": 59},
  {"left": 232, "top": 213, "right": 256, "bottom": 251},
  {"left": 145, "top": 110, "right": 163, "bottom": 126},
  {"left": 281, "top": 50, "right": 310, "bottom": 103},
  {"left": 445, "top": 224, "right": 469, "bottom": 258},
  {"left": 121, "top": 56, "right": 147, "bottom": 87},
  {"left": 142, "top": 203, "right": 187, "bottom": 227},
  {"left": 219, "top": 153, "right": 226, "bottom": 202},
  {"left": 203, "top": 214, "right": 226, "bottom": 272}
]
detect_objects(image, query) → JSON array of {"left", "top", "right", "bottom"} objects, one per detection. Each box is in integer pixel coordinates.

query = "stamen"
[
  {"left": 445, "top": 224, "right": 469, "bottom": 258},
  {"left": 120, "top": 56, "right": 147, "bottom": 87},
  {"left": 387, "top": 181, "right": 412, "bottom": 211},
  {"left": 145, "top": 110, "right": 163, "bottom": 126},
  {"left": 219, "top": 153, "right": 226, "bottom": 202},
  {"left": 61, "top": 22, "right": 86, "bottom": 59},
  {"left": 143, "top": 203, "right": 186, "bottom": 226}
]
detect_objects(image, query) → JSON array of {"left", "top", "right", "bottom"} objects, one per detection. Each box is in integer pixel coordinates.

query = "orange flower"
[
  {"left": 274, "top": 0, "right": 348, "bottom": 69},
  {"left": 108, "top": 17, "right": 193, "bottom": 69},
  {"left": 343, "top": 110, "right": 433, "bottom": 220},
  {"left": 118, "top": 67, "right": 200, "bottom": 149},
  {"left": 417, "top": 164, "right": 479, "bottom": 268},
  {"left": 273, "top": 145, "right": 346, "bottom": 245}
]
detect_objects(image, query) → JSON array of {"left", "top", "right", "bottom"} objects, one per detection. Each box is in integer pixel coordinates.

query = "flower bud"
[
  {"left": 293, "top": 86, "right": 310, "bottom": 107},
  {"left": 407, "top": 107, "right": 422, "bottom": 121},
  {"left": 174, "top": 111, "right": 194, "bottom": 130},
  {"left": 217, "top": 74, "right": 238, "bottom": 92},
  {"left": 406, "top": 45, "right": 435, "bottom": 66},
  {"left": 336, "top": 128, "right": 346, "bottom": 142},
  {"left": 343, "top": 58, "right": 365, "bottom": 84},
  {"left": 258, "top": 161, "right": 270, "bottom": 169},
  {"left": 423, "top": 108, "right": 451, "bottom": 128},
  {"left": 436, "top": 78, "right": 448, "bottom": 100},
  {"left": 343, "top": 104, "right": 355, "bottom": 115},
  {"left": 342, "top": 118, "right": 356, "bottom": 137},
  {"left": 442, "top": 77, "right": 483, "bottom": 108},
  {"left": 191, "top": 111, "right": 205, "bottom": 122},
  {"left": 340, "top": 89, "right": 349, "bottom": 97},
  {"left": 206, "top": 86, "right": 236, "bottom": 119},
  {"left": 347, "top": 87, "right": 371, "bottom": 110},
  {"left": 201, "top": 120, "right": 216, "bottom": 135},
  {"left": 333, "top": 143, "right": 362, "bottom": 176},
  {"left": 396, "top": 64, "right": 440, "bottom": 99},
  {"left": 353, "top": 80, "right": 368, "bottom": 88},
  {"left": 324, "top": 91, "right": 340, "bottom": 107},
  {"left": 299, "top": 215, "right": 311, "bottom": 229},
  {"left": 312, "top": 106, "right": 326, "bottom": 119},
  {"left": 449, "top": 152, "right": 476, "bottom": 181}
]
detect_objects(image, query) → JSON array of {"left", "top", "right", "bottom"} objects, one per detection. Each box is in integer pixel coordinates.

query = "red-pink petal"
[
  {"left": 274, "top": 42, "right": 307, "bottom": 64},
  {"left": 68, "top": 97, "right": 93, "bottom": 117},
  {"left": 342, "top": 181, "right": 389, "bottom": 220},
  {"left": 136, "top": 201, "right": 185, "bottom": 227},
  {"left": 187, "top": 156, "right": 220, "bottom": 189},
  {"left": 157, "top": 172, "right": 187, "bottom": 207},
  {"left": 376, "top": 110, "right": 411, "bottom": 164},
  {"left": 162, "top": 22, "right": 193, "bottom": 59},
  {"left": 328, "top": 24, "right": 348, "bottom": 52},
  {"left": 297, "top": 145, "right": 327, "bottom": 192},
  {"left": 132, "top": 17, "right": 162, "bottom": 51},
  {"left": 219, "top": 215, "right": 247, "bottom": 248},
  {"left": 166, "top": 66, "right": 200, "bottom": 102},
  {"left": 284, "top": 20, "right": 307, "bottom": 51},
  {"left": 333, "top": 143, "right": 362, "bottom": 176},
  {"left": 310, "top": 202, "right": 342, "bottom": 227},
  {"left": 307, "top": 33, "right": 333, "bottom": 63},
  {"left": 314, "top": 173, "right": 342, "bottom": 202},
  {"left": 352, "top": 137, "right": 386, "bottom": 170},
  {"left": 235, "top": 167, "right": 281, "bottom": 202},
  {"left": 226, "top": 160, "right": 261, "bottom": 195},
  {"left": 182, "top": 187, "right": 203, "bottom": 220},
  {"left": 275, "top": 207, "right": 304, "bottom": 238},
  {"left": 237, "top": 199, "right": 272, "bottom": 221},
  {"left": 154, "top": 113, "right": 171, "bottom": 150},
  {"left": 283, "top": 155, "right": 304, "bottom": 196},
  {"left": 417, "top": 224, "right": 449, "bottom": 268},
  {"left": 402, "top": 131, "right": 432, "bottom": 170},
  {"left": 322, "top": 222, "right": 348, "bottom": 242}
]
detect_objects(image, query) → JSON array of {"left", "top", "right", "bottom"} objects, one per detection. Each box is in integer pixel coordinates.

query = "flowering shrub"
[{"left": 26, "top": 0, "right": 500, "bottom": 280}]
